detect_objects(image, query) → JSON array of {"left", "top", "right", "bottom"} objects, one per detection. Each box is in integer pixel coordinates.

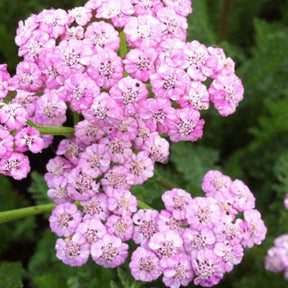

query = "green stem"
[
  {"left": 119, "top": 31, "right": 129, "bottom": 77},
  {"left": 0, "top": 203, "right": 56, "bottom": 224},
  {"left": 218, "top": 0, "right": 232, "bottom": 42},
  {"left": 157, "top": 176, "right": 176, "bottom": 190},
  {"left": 27, "top": 120, "right": 75, "bottom": 137},
  {"left": 74, "top": 112, "right": 80, "bottom": 126},
  {"left": 138, "top": 199, "right": 152, "bottom": 210}
]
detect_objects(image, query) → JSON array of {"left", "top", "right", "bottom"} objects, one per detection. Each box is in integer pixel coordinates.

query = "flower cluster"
[
  {"left": 129, "top": 170, "right": 266, "bottom": 287},
  {"left": 0, "top": 64, "right": 45, "bottom": 180},
  {"left": 265, "top": 196, "right": 288, "bottom": 281},
  {"left": 265, "top": 235, "right": 288, "bottom": 280},
  {"left": 0, "top": 0, "right": 260, "bottom": 287}
]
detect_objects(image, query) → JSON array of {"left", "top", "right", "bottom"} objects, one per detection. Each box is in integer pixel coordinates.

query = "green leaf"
[
  {"left": 28, "top": 172, "right": 50, "bottom": 205},
  {"left": 114, "top": 268, "right": 144, "bottom": 288},
  {"left": 170, "top": 142, "right": 219, "bottom": 195},
  {"left": 187, "top": 0, "right": 217, "bottom": 45},
  {"left": 0, "top": 262, "right": 24, "bottom": 288}
]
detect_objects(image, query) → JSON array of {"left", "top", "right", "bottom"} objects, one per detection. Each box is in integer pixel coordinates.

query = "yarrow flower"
[{"left": 0, "top": 0, "right": 260, "bottom": 287}]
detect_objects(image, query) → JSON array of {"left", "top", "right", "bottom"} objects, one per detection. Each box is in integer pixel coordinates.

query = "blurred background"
[{"left": 1, "top": 0, "right": 288, "bottom": 287}]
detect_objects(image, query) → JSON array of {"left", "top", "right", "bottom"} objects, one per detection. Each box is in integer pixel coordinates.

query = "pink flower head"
[
  {"left": 101, "top": 165, "right": 134, "bottom": 194},
  {"left": 186, "top": 197, "right": 223, "bottom": 230},
  {"left": 265, "top": 246, "right": 287, "bottom": 273},
  {"left": 132, "top": 0, "right": 163, "bottom": 16},
  {"left": 182, "top": 40, "right": 209, "bottom": 81},
  {"left": 192, "top": 249, "right": 225, "bottom": 287},
  {"left": 87, "top": 48, "right": 123, "bottom": 89},
  {"left": 47, "top": 177, "right": 70, "bottom": 204},
  {"left": 110, "top": 76, "right": 148, "bottom": 116},
  {"left": 45, "top": 156, "right": 72, "bottom": 187},
  {"left": 76, "top": 216, "right": 106, "bottom": 244},
  {"left": 0, "top": 125, "right": 14, "bottom": 158},
  {"left": 99, "top": 134, "right": 132, "bottom": 164},
  {"left": 106, "top": 214, "right": 133, "bottom": 241},
  {"left": 183, "top": 228, "right": 216, "bottom": 253},
  {"left": 133, "top": 119, "right": 152, "bottom": 150},
  {"left": 179, "top": 81, "right": 210, "bottom": 111},
  {"left": 150, "top": 66, "right": 190, "bottom": 101},
  {"left": 38, "top": 8, "right": 71, "bottom": 38},
  {"left": 83, "top": 92, "right": 124, "bottom": 128},
  {"left": 167, "top": 108, "right": 205, "bottom": 142},
  {"left": 148, "top": 230, "right": 183, "bottom": 265},
  {"left": 81, "top": 194, "right": 110, "bottom": 221},
  {"left": 162, "top": 188, "right": 192, "bottom": 220},
  {"left": 12, "top": 91, "right": 37, "bottom": 117},
  {"left": 84, "top": 21, "right": 120, "bottom": 51},
  {"left": 241, "top": 209, "right": 267, "bottom": 248},
  {"left": 163, "top": 0, "right": 193, "bottom": 17},
  {"left": 14, "top": 60, "right": 44, "bottom": 92},
  {"left": 107, "top": 189, "right": 138, "bottom": 216},
  {"left": 91, "top": 234, "right": 129, "bottom": 268},
  {"left": 0, "top": 152, "right": 30, "bottom": 180},
  {"left": 229, "top": 179, "right": 255, "bottom": 212},
  {"left": 78, "top": 143, "right": 111, "bottom": 178},
  {"left": 157, "top": 210, "right": 185, "bottom": 234},
  {"left": 133, "top": 209, "right": 159, "bottom": 244},
  {"left": 124, "top": 151, "right": 154, "bottom": 185},
  {"left": 84, "top": 0, "right": 104, "bottom": 10},
  {"left": 18, "top": 30, "right": 55, "bottom": 59},
  {"left": 202, "top": 170, "right": 232, "bottom": 198},
  {"left": 214, "top": 242, "right": 244, "bottom": 273},
  {"left": 68, "top": 7, "right": 92, "bottom": 26},
  {"left": 15, "top": 126, "right": 45, "bottom": 153},
  {"left": 156, "top": 7, "right": 187, "bottom": 41},
  {"left": 129, "top": 247, "right": 162, "bottom": 282},
  {"left": 124, "top": 48, "right": 157, "bottom": 82},
  {"left": 0, "top": 64, "right": 11, "bottom": 99},
  {"left": 124, "top": 15, "right": 163, "bottom": 48},
  {"left": 55, "top": 234, "right": 90, "bottom": 267},
  {"left": 209, "top": 74, "right": 244, "bottom": 116},
  {"left": 63, "top": 72, "right": 99, "bottom": 113},
  {"left": 162, "top": 253, "right": 194, "bottom": 288},
  {"left": 34, "top": 90, "right": 67, "bottom": 126},
  {"left": 56, "top": 138, "right": 83, "bottom": 165},
  {"left": 139, "top": 98, "right": 176, "bottom": 134},
  {"left": 49, "top": 203, "right": 82, "bottom": 237},
  {"left": 0, "top": 103, "right": 28, "bottom": 131},
  {"left": 74, "top": 120, "right": 105, "bottom": 146},
  {"left": 142, "top": 132, "right": 170, "bottom": 163},
  {"left": 67, "top": 167, "right": 99, "bottom": 201}
]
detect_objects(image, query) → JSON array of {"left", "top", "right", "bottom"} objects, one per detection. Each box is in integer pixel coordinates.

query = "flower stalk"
[{"left": 27, "top": 119, "right": 75, "bottom": 137}]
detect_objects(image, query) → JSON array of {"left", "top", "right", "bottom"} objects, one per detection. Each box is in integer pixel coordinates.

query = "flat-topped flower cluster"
[
  {"left": 0, "top": 0, "right": 266, "bottom": 287},
  {"left": 265, "top": 196, "right": 288, "bottom": 281}
]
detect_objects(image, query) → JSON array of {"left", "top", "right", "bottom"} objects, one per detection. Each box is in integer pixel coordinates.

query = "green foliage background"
[{"left": 1, "top": 0, "right": 288, "bottom": 287}]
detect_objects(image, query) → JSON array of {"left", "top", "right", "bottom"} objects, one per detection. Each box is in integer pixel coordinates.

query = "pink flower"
[
  {"left": 0, "top": 152, "right": 30, "bottom": 180},
  {"left": 78, "top": 143, "right": 111, "bottom": 178},
  {"left": 148, "top": 230, "right": 183, "bottom": 265},
  {"left": 91, "top": 234, "right": 129, "bottom": 268},
  {"left": 55, "top": 234, "right": 90, "bottom": 267},
  {"left": 162, "top": 254, "right": 194, "bottom": 288},
  {"left": 106, "top": 214, "right": 133, "bottom": 241},
  {"left": 0, "top": 125, "right": 14, "bottom": 158},
  {"left": 142, "top": 132, "right": 170, "bottom": 163},
  {"left": 87, "top": 48, "right": 123, "bottom": 89},
  {"left": 150, "top": 66, "right": 190, "bottom": 101},
  {"left": 133, "top": 209, "right": 159, "bottom": 244},
  {"left": 68, "top": 7, "right": 92, "bottom": 26},
  {"left": 49, "top": 203, "right": 82, "bottom": 237},
  {"left": 129, "top": 247, "right": 162, "bottom": 282},
  {"left": 124, "top": 151, "right": 154, "bottom": 185},
  {"left": 76, "top": 217, "right": 106, "bottom": 244},
  {"left": 124, "top": 48, "right": 157, "bottom": 82},
  {"left": 0, "top": 103, "right": 28, "bottom": 131},
  {"left": 167, "top": 108, "right": 204, "bottom": 142},
  {"left": 15, "top": 126, "right": 44, "bottom": 153},
  {"left": 162, "top": 188, "right": 192, "bottom": 220},
  {"left": 209, "top": 74, "right": 244, "bottom": 116},
  {"left": 0, "top": 64, "right": 11, "bottom": 99},
  {"left": 84, "top": 21, "right": 120, "bottom": 51}
]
